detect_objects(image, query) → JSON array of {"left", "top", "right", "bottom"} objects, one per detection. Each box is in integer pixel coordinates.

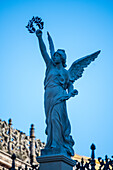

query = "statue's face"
[{"left": 52, "top": 52, "right": 62, "bottom": 64}]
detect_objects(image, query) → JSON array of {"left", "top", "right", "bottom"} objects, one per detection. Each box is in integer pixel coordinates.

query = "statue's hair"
[{"left": 53, "top": 49, "right": 67, "bottom": 67}]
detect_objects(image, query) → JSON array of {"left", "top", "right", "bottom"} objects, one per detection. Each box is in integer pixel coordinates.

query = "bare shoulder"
[
  {"left": 63, "top": 68, "right": 68, "bottom": 75},
  {"left": 63, "top": 68, "right": 69, "bottom": 79}
]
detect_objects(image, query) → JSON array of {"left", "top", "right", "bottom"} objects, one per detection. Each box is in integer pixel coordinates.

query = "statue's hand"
[
  {"left": 69, "top": 89, "right": 78, "bottom": 98},
  {"left": 61, "top": 89, "right": 78, "bottom": 101},
  {"left": 36, "top": 29, "right": 42, "bottom": 37}
]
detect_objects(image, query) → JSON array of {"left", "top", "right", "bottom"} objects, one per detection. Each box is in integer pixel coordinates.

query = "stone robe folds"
[{"left": 44, "top": 61, "right": 74, "bottom": 156}]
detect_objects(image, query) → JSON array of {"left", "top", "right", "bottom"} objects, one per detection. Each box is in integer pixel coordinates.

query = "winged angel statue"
[{"left": 36, "top": 29, "right": 100, "bottom": 156}]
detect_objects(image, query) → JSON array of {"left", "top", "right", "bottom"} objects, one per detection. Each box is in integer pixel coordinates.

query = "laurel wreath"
[{"left": 26, "top": 16, "right": 44, "bottom": 33}]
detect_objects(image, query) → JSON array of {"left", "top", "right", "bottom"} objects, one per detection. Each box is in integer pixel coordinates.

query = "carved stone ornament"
[{"left": 0, "top": 119, "right": 45, "bottom": 164}]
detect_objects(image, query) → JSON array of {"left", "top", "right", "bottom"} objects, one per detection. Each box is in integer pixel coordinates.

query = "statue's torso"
[{"left": 44, "top": 61, "right": 69, "bottom": 90}]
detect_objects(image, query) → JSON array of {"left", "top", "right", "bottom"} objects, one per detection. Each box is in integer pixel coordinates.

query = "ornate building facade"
[{"left": 0, "top": 119, "right": 45, "bottom": 169}]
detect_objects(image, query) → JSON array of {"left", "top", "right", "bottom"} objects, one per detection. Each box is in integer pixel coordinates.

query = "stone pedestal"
[{"left": 37, "top": 154, "right": 76, "bottom": 170}]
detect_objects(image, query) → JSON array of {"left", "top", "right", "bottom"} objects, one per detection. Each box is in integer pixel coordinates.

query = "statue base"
[
  {"left": 41, "top": 147, "right": 70, "bottom": 157},
  {"left": 37, "top": 154, "right": 76, "bottom": 170}
]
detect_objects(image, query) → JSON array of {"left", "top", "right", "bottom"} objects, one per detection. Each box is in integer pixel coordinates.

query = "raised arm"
[{"left": 36, "top": 29, "right": 51, "bottom": 66}]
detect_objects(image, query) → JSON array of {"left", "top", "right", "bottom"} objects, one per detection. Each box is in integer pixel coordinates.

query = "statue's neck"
[{"left": 56, "top": 63, "right": 63, "bottom": 70}]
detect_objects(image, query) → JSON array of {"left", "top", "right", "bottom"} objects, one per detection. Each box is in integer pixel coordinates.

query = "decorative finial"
[
  {"left": 91, "top": 143, "right": 96, "bottom": 150},
  {"left": 11, "top": 153, "right": 16, "bottom": 160},
  {"left": 8, "top": 118, "right": 12, "bottom": 126},
  {"left": 30, "top": 124, "right": 35, "bottom": 137}
]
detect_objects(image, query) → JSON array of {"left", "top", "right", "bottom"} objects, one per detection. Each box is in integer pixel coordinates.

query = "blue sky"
[{"left": 0, "top": 0, "right": 113, "bottom": 158}]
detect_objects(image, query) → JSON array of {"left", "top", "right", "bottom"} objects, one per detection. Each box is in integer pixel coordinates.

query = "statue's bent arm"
[
  {"left": 67, "top": 82, "right": 74, "bottom": 94},
  {"left": 68, "top": 82, "right": 74, "bottom": 94},
  {"left": 36, "top": 31, "right": 51, "bottom": 66},
  {"left": 67, "top": 81, "right": 78, "bottom": 98}
]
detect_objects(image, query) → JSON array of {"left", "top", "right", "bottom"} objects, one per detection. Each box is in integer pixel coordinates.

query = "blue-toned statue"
[{"left": 35, "top": 29, "right": 100, "bottom": 156}]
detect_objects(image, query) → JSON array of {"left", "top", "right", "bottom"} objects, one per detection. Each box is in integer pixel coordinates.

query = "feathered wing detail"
[
  {"left": 47, "top": 32, "right": 55, "bottom": 57},
  {"left": 68, "top": 50, "right": 101, "bottom": 83}
]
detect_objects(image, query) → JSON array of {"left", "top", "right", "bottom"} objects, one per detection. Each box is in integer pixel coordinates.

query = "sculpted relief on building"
[{"left": 0, "top": 119, "right": 45, "bottom": 169}]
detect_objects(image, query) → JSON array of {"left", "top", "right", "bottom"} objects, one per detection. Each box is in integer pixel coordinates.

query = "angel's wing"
[
  {"left": 68, "top": 50, "right": 101, "bottom": 83},
  {"left": 47, "top": 32, "right": 55, "bottom": 57}
]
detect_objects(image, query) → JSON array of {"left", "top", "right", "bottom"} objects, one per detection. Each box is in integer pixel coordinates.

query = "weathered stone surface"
[
  {"left": 0, "top": 119, "right": 45, "bottom": 169},
  {"left": 0, "top": 150, "right": 31, "bottom": 169}
]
